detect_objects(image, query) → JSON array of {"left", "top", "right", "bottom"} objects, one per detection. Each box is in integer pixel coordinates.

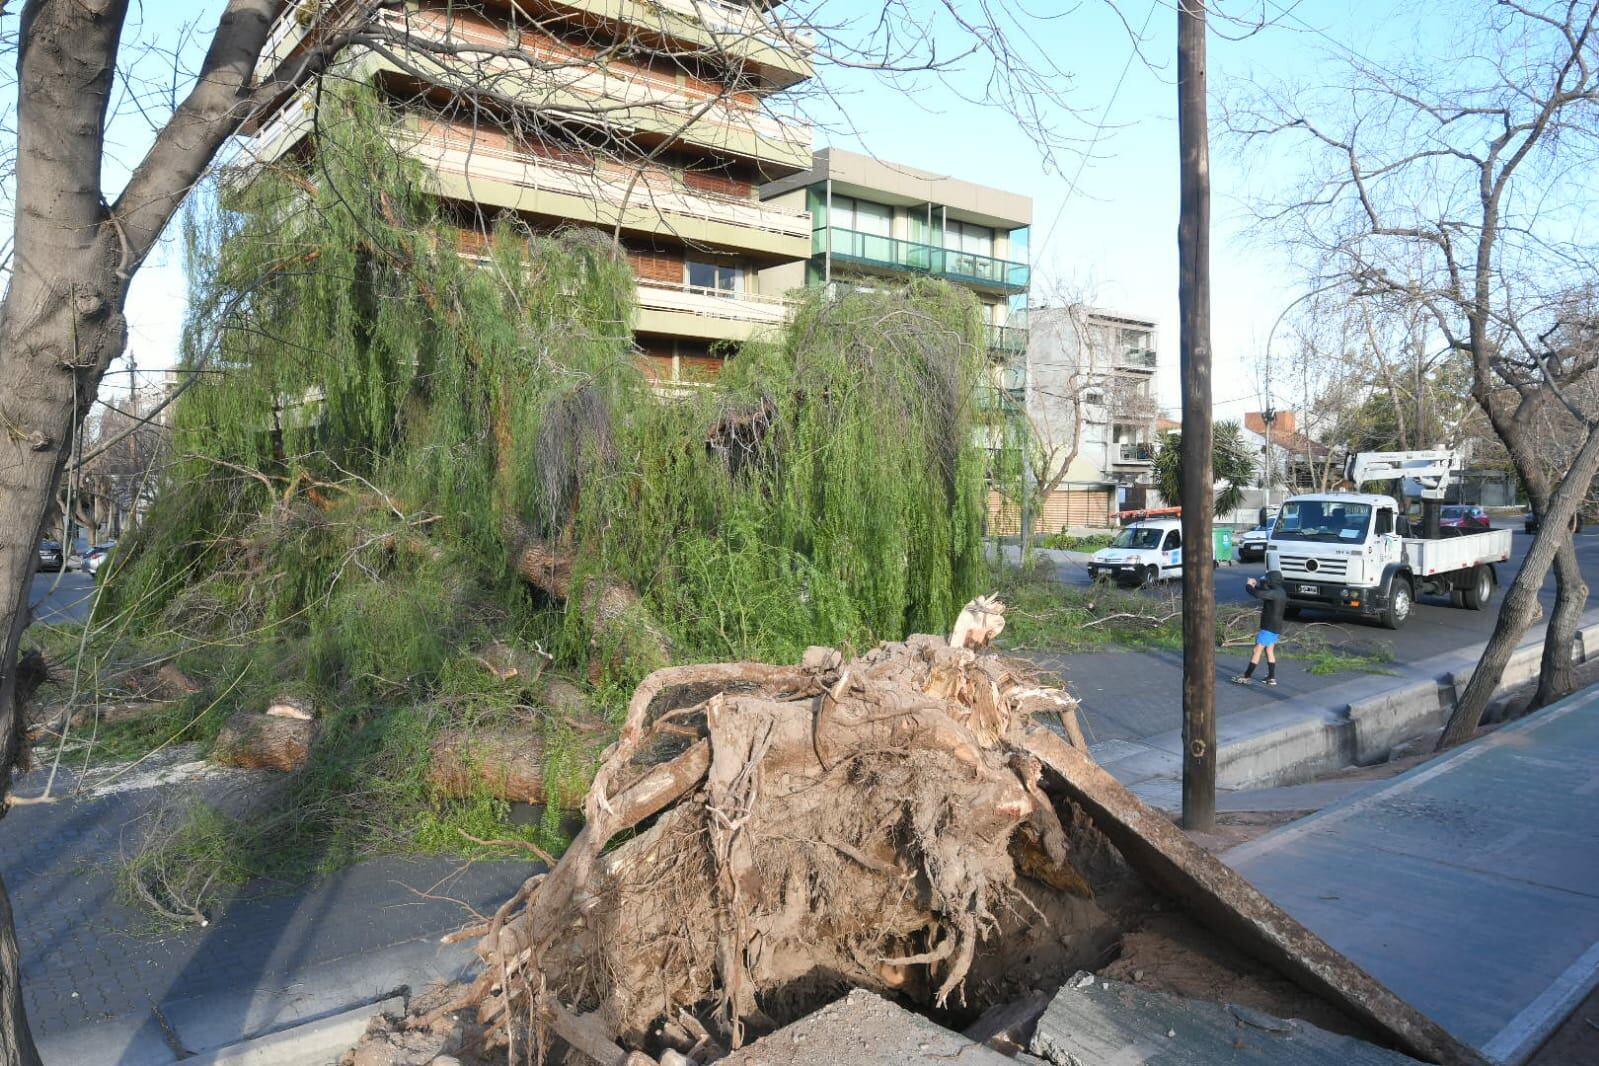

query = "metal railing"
[
  {"left": 816, "top": 227, "right": 1030, "bottom": 292},
  {"left": 985, "top": 324, "right": 1029, "bottom": 354},
  {"left": 1114, "top": 442, "right": 1156, "bottom": 464}
]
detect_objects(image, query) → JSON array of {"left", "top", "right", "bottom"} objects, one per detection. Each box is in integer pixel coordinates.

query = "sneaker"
[
  {"left": 1263, "top": 677, "right": 1278, "bottom": 686},
  {"left": 1231, "top": 675, "right": 1253, "bottom": 685}
]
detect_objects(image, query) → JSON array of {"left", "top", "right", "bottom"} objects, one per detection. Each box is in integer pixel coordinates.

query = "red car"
[{"left": 1440, "top": 505, "right": 1491, "bottom": 529}]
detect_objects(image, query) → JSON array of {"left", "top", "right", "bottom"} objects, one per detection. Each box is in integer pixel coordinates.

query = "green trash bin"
[{"left": 1213, "top": 527, "right": 1235, "bottom": 565}]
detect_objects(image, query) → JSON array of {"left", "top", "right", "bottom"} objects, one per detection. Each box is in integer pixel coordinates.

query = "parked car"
[
  {"left": 1440, "top": 505, "right": 1492, "bottom": 530},
  {"left": 36, "top": 540, "right": 64, "bottom": 572},
  {"left": 1525, "top": 508, "right": 1586, "bottom": 535},
  {"left": 1087, "top": 519, "right": 1186, "bottom": 587},
  {"left": 85, "top": 542, "right": 117, "bottom": 578},
  {"left": 65, "top": 537, "right": 89, "bottom": 570},
  {"left": 1237, "top": 524, "right": 1270, "bottom": 563}
]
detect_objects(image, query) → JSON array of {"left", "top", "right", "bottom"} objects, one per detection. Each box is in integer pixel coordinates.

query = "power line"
[{"left": 1035, "top": 0, "right": 1161, "bottom": 260}]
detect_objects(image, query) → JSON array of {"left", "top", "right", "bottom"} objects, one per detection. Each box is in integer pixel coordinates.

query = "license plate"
[{"left": 1298, "top": 584, "right": 1317, "bottom": 595}]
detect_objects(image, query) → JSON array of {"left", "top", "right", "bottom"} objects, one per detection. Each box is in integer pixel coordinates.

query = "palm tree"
[{"left": 1152, "top": 420, "right": 1256, "bottom": 516}]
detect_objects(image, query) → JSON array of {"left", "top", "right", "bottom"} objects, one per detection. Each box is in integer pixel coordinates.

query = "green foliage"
[
  {"left": 89, "top": 85, "right": 990, "bottom": 902},
  {"left": 1038, "top": 532, "right": 1115, "bottom": 552},
  {"left": 1152, "top": 421, "right": 1256, "bottom": 516}
]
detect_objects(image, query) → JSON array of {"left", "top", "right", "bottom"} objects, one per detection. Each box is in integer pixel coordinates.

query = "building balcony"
[
  {"left": 255, "top": 1, "right": 813, "bottom": 91},
  {"left": 815, "top": 227, "right": 1030, "bottom": 294},
  {"left": 374, "top": 12, "right": 812, "bottom": 168},
  {"left": 1117, "top": 347, "right": 1158, "bottom": 372},
  {"left": 634, "top": 279, "right": 789, "bottom": 342},
  {"left": 1112, "top": 442, "right": 1156, "bottom": 466},
  {"left": 405, "top": 131, "right": 811, "bottom": 258},
  {"left": 555, "top": 0, "right": 813, "bottom": 88},
  {"left": 985, "top": 324, "right": 1029, "bottom": 355}
]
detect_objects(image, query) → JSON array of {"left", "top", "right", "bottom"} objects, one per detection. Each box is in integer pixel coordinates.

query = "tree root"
[{"left": 447, "top": 625, "right": 1099, "bottom": 1061}]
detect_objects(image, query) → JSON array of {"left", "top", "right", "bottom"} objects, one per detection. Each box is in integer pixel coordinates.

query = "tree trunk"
[
  {"left": 1535, "top": 537, "right": 1586, "bottom": 708},
  {"left": 0, "top": 6, "right": 294, "bottom": 1059},
  {"left": 0, "top": 876, "right": 39, "bottom": 1066},
  {"left": 1439, "top": 423, "right": 1599, "bottom": 749}
]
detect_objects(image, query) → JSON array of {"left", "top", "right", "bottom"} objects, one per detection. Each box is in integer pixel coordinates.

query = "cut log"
[
  {"left": 428, "top": 722, "right": 608, "bottom": 807},
  {"left": 212, "top": 712, "right": 318, "bottom": 772},
  {"left": 154, "top": 663, "right": 201, "bottom": 698},
  {"left": 265, "top": 695, "right": 316, "bottom": 721},
  {"left": 502, "top": 515, "right": 670, "bottom": 672}
]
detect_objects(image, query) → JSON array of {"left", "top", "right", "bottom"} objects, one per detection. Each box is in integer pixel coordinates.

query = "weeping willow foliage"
[{"left": 96, "top": 86, "right": 990, "bottom": 871}]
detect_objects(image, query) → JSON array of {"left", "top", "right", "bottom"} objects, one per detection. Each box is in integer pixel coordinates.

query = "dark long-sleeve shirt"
[{"left": 1248, "top": 579, "right": 1288, "bottom": 633}]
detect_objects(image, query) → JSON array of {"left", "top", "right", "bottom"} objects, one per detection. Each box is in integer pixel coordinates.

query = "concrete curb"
[
  {"left": 1095, "top": 610, "right": 1599, "bottom": 807},
  {"left": 183, "top": 995, "right": 404, "bottom": 1066}
]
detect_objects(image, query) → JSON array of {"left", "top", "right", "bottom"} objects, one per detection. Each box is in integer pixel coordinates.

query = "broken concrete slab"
[
  {"left": 1030, "top": 973, "right": 1424, "bottom": 1065},
  {"left": 1022, "top": 727, "right": 1486, "bottom": 1066},
  {"left": 719, "top": 989, "right": 1015, "bottom": 1066}
]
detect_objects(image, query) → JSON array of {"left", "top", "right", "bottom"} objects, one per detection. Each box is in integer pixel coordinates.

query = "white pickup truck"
[{"left": 1265, "top": 492, "right": 1512, "bottom": 629}]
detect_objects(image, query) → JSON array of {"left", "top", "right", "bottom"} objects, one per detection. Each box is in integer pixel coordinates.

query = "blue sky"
[{"left": 105, "top": 0, "right": 1415, "bottom": 420}]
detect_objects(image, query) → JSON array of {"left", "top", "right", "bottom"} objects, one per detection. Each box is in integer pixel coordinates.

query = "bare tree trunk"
[
  {"left": 1440, "top": 424, "right": 1599, "bottom": 749},
  {"left": 1536, "top": 537, "right": 1587, "bottom": 708},
  {"left": 0, "top": 5, "right": 296, "bottom": 1059}
]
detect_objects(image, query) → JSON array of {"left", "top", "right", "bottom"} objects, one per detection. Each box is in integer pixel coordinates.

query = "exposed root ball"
[{"left": 447, "top": 630, "right": 1104, "bottom": 1059}]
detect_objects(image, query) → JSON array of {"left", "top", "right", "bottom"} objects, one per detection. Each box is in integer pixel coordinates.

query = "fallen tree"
[{"left": 353, "top": 615, "right": 1480, "bottom": 1066}]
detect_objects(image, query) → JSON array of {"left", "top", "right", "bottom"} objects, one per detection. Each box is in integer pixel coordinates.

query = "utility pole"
[
  {"left": 1177, "top": 0, "right": 1215, "bottom": 831},
  {"left": 1263, "top": 356, "right": 1276, "bottom": 523}
]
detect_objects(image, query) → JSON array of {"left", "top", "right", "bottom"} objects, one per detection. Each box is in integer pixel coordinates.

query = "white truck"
[{"left": 1265, "top": 450, "right": 1512, "bottom": 629}]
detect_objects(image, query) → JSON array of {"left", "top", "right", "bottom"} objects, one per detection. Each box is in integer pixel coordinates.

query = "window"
[
  {"left": 1376, "top": 509, "right": 1395, "bottom": 536},
  {"left": 686, "top": 261, "right": 743, "bottom": 297},
  {"left": 831, "top": 195, "right": 892, "bottom": 236},
  {"left": 1273, "top": 500, "right": 1373, "bottom": 542},
  {"left": 1164, "top": 530, "right": 1182, "bottom": 551},
  {"left": 945, "top": 219, "right": 994, "bottom": 257}
]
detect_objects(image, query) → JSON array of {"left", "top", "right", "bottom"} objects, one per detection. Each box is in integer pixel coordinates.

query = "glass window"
[
  {"left": 1376, "top": 509, "right": 1394, "bottom": 535},
  {"left": 1164, "top": 530, "right": 1182, "bottom": 551},
  {"left": 1273, "top": 500, "right": 1373, "bottom": 542},
  {"left": 832, "top": 195, "right": 892, "bottom": 236},
  {"left": 686, "top": 261, "right": 743, "bottom": 296},
  {"left": 945, "top": 219, "right": 994, "bottom": 256},
  {"left": 1111, "top": 526, "right": 1165, "bottom": 550}
]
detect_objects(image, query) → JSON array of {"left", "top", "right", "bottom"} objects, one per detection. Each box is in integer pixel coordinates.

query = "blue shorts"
[{"left": 1257, "top": 630, "right": 1280, "bottom": 648}]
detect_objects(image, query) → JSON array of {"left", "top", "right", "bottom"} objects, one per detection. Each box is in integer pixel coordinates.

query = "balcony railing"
[
  {"left": 377, "top": 10, "right": 812, "bottom": 159},
  {"left": 405, "top": 131, "right": 811, "bottom": 239},
  {"left": 652, "top": 0, "right": 816, "bottom": 49},
  {"left": 1114, "top": 442, "right": 1156, "bottom": 465},
  {"left": 1119, "top": 347, "right": 1158, "bottom": 370},
  {"left": 635, "top": 279, "right": 790, "bottom": 325},
  {"left": 985, "top": 324, "right": 1029, "bottom": 354},
  {"left": 816, "top": 227, "right": 1030, "bottom": 293}
]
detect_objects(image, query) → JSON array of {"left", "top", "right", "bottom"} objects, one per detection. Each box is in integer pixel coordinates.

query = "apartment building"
[
  {"left": 245, "top": 0, "right": 816, "bottom": 384},
  {"left": 758, "top": 149, "right": 1031, "bottom": 359},
  {"left": 1019, "top": 305, "right": 1161, "bottom": 529}
]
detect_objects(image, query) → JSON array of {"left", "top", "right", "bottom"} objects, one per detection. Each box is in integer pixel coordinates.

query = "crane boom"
[{"left": 1344, "top": 450, "right": 1461, "bottom": 501}]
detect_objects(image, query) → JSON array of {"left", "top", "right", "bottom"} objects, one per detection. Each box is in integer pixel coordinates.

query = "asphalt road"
[
  {"left": 27, "top": 570, "right": 97, "bottom": 625},
  {"left": 1042, "top": 521, "right": 1599, "bottom": 665},
  {"left": 1023, "top": 522, "right": 1599, "bottom": 745}
]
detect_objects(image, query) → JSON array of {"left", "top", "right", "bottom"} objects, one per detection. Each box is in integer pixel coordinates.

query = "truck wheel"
[
  {"left": 1382, "top": 578, "right": 1413, "bottom": 630},
  {"left": 1141, "top": 565, "right": 1160, "bottom": 588},
  {"left": 1461, "top": 565, "right": 1493, "bottom": 610}
]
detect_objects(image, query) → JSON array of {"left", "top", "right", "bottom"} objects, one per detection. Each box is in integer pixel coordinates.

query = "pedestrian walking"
[{"left": 1234, "top": 569, "right": 1287, "bottom": 686}]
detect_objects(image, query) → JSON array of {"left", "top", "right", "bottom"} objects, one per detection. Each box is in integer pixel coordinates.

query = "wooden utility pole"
[{"left": 1177, "top": 0, "right": 1215, "bottom": 830}]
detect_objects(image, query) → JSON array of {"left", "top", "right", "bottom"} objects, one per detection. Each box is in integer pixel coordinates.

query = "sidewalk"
[
  {"left": 0, "top": 749, "right": 529, "bottom": 1065},
  {"left": 1224, "top": 684, "right": 1599, "bottom": 1064},
  {"left": 1065, "top": 608, "right": 1599, "bottom": 809}
]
